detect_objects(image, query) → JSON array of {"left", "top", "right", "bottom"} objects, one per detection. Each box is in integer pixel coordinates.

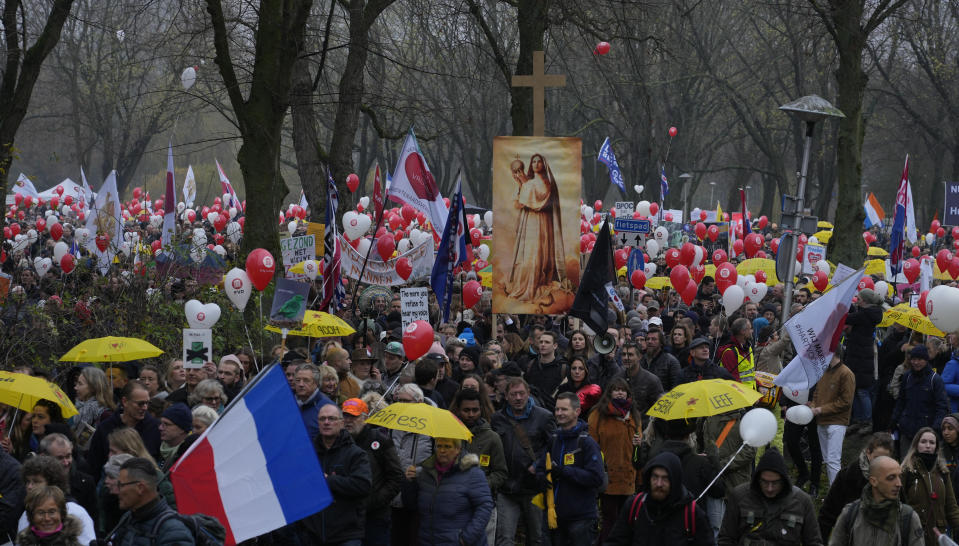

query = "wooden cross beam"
[{"left": 511, "top": 51, "right": 566, "bottom": 137}]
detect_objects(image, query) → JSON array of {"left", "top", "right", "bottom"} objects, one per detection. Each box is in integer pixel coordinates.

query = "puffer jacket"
[
  {"left": 718, "top": 450, "right": 823, "bottom": 546},
  {"left": 605, "top": 451, "right": 715, "bottom": 545},
  {"left": 535, "top": 420, "right": 605, "bottom": 521},
  {"left": 843, "top": 304, "right": 883, "bottom": 389},
  {"left": 109, "top": 498, "right": 193, "bottom": 546},
  {"left": 301, "top": 429, "right": 372, "bottom": 543},
  {"left": 15, "top": 514, "right": 83, "bottom": 546},
  {"left": 588, "top": 401, "right": 640, "bottom": 496},
  {"left": 464, "top": 419, "right": 508, "bottom": 496},
  {"left": 942, "top": 353, "right": 959, "bottom": 411},
  {"left": 892, "top": 364, "right": 949, "bottom": 444},
  {"left": 491, "top": 399, "right": 555, "bottom": 496},
  {"left": 411, "top": 452, "right": 493, "bottom": 545}
]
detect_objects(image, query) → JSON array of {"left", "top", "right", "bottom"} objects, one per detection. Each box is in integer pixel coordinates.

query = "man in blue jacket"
[
  {"left": 536, "top": 392, "right": 606, "bottom": 545},
  {"left": 893, "top": 345, "right": 950, "bottom": 457}
]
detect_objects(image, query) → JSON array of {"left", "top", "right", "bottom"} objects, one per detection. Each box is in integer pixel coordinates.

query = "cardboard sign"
[
  {"left": 269, "top": 278, "right": 311, "bottom": 328},
  {"left": 183, "top": 329, "right": 213, "bottom": 369},
  {"left": 280, "top": 234, "right": 316, "bottom": 279},
  {"left": 802, "top": 244, "right": 826, "bottom": 275},
  {"left": 305, "top": 222, "right": 325, "bottom": 257},
  {"left": 614, "top": 201, "right": 635, "bottom": 218},
  {"left": 400, "top": 287, "right": 429, "bottom": 328}
]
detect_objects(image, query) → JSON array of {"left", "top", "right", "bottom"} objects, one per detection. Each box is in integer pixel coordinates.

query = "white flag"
[
  {"left": 774, "top": 267, "right": 863, "bottom": 391},
  {"left": 388, "top": 129, "right": 448, "bottom": 234},
  {"left": 13, "top": 173, "right": 39, "bottom": 198},
  {"left": 182, "top": 165, "right": 197, "bottom": 207},
  {"left": 85, "top": 171, "right": 123, "bottom": 275},
  {"left": 80, "top": 167, "right": 95, "bottom": 210}
]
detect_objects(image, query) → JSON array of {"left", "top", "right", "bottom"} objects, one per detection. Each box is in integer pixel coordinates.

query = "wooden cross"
[{"left": 511, "top": 51, "right": 566, "bottom": 137}]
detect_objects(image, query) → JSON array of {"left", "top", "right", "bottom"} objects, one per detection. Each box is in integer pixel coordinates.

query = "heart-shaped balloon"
[
  {"left": 35, "top": 257, "right": 52, "bottom": 276},
  {"left": 185, "top": 299, "right": 221, "bottom": 329},
  {"left": 343, "top": 211, "right": 371, "bottom": 240},
  {"left": 634, "top": 185, "right": 644, "bottom": 194},
  {"left": 359, "top": 196, "right": 370, "bottom": 209}
]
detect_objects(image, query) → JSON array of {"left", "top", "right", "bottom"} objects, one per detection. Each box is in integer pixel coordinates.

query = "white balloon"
[
  {"left": 34, "top": 257, "right": 52, "bottom": 276},
  {"left": 185, "top": 299, "right": 221, "bottom": 329},
  {"left": 926, "top": 233, "right": 935, "bottom": 246},
  {"left": 815, "top": 259, "right": 829, "bottom": 273},
  {"left": 177, "top": 202, "right": 186, "bottom": 213},
  {"left": 226, "top": 222, "right": 242, "bottom": 244},
  {"left": 785, "top": 405, "right": 814, "bottom": 425},
  {"left": 229, "top": 207, "right": 238, "bottom": 219},
  {"left": 637, "top": 201, "right": 651, "bottom": 217},
  {"left": 208, "top": 212, "right": 219, "bottom": 225},
  {"left": 478, "top": 245, "right": 491, "bottom": 261},
  {"left": 61, "top": 205, "right": 71, "bottom": 216},
  {"left": 875, "top": 280, "right": 889, "bottom": 297},
  {"left": 302, "top": 259, "right": 318, "bottom": 280},
  {"left": 633, "top": 185, "right": 644, "bottom": 194},
  {"left": 213, "top": 245, "right": 226, "bottom": 257},
  {"left": 223, "top": 193, "right": 232, "bottom": 206},
  {"left": 149, "top": 215, "right": 163, "bottom": 228},
  {"left": 644, "top": 263, "right": 657, "bottom": 277},
  {"left": 782, "top": 388, "right": 809, "bottom": 405},
  {"left": 926, "top": 285, "right": 959, "bottom": 333},
  {"left": 692, "top": 245, "right": 705, "bottom": 267},
  {"left": 739, "top": 408, "right": 778, "bottom": 447},
  {"left": 53, "top": 242, "right": 69, "bottom": 262},
  {"left": 26, "top": 229, "right": 37, "bottom": 243},
  {"left": 224, "top": 268, "right": 252, "bottom": 311},
  {"left": 190, "top": 248, "right": 205, "bottom": 263},
  {"left": 288, "top": 221, "right": 298, "bottom": 236},
  {"left": 119, "top": 242, "right": 132, "bottom": 257},
  {"left": 808, "top": 236, "right": 819, "bottom": 246},
  {"left": 746, "top": 282, "right": 768, "bottom": 302},
  {"left": 654, "top": 226, "right": 669, "bottom": 245},
  {"left": 75, "top": 228, "right": 90, "bottom": 245},
  {"left": 356, "top": 237, "right": 371, "bottom": 257},
  {"left": 397, "top": 238, "right": 413, "bottom": 254},
  {"left": 181, "top": 66, "right": 197, "bottom": 90},
  {"left": 484, "top": 211, "right": 493, "bottom": 227},
  {"left": 645, "top": 239, "right": 660, "bottom": 258},
  {"left": 583, "top": 206, "right": 594, "bottom": 220},
  {"left": 691, "top": 208, "right": 702, "bottom": 221},
  {"left": 342, "top": 211, "right": 371, "bottom": 240},
  {"left": 359, "top": 196, "right": 370, "bottom": 209},
  {"left": 722, "top": 285, "right": 745, "bottom": 314},
  {"left": 193, "top": 228, "right": 207, "bottom": 246}
]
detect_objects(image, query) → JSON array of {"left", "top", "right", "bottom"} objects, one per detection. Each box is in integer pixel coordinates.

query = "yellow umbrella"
[
  {"left": 737, "top": 258, "right": 779, "bottom": 285},
  {"left": 817, "top": 220, "right": 834, "bottom": 229},
  {"left": 647, "top": 379, "right": 761, "bottom": 420},
  {"left": 867, "top": 247, "right": 888, "bottom": 257},
  {"left": 366, "top": 402, "right": 472, "bottom": 441},
  {"left": 60, "top": 336, "right": 163, "bottom": 362},
  {"left": 0, "top": 371, "right": 78, "bottom": 418},
  {"left": 813, "top": 230, "right": 833, "bottom": 243},
  {"left": 864, "top": 259, "right": 886, "bottom": 276},
  {"left": 645, "top": 276, "right": 672, "bottom": 290},
  {"left": 879, "top": 304, "right": 945, "bottom": 337},
  {"left": 265, "top": 310, "right": 356, "bottom": 338}
]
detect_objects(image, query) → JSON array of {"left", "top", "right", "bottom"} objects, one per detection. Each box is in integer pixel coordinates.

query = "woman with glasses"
[
  {"left": 187, "top": 379, "right": 227, "bottom": 412},
  {"left": 135, "top": 365, "right": 167, "bottom": 401},
  {"left": 16, "top": 485, "right": 83, "bottom": 546},
  {"left": 17, "top": 456, "right": 95, "bottom": 545}
]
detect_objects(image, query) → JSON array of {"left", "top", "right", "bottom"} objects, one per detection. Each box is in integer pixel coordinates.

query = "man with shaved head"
[{"left": 827, "top": 456, "right": 923, "bottom": 545}]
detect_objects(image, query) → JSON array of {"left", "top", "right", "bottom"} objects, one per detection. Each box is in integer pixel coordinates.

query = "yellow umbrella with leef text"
[{"left": 647, "top": 379, "right": 761, "bottom": 420}]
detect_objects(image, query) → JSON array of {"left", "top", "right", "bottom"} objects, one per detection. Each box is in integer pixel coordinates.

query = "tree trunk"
[
  {"left": 290, "top": 56, "right": 326, "bottom": 217},
  {"left": 510, "top": 0, "right": 550, "bottom": 136},
  {"left": 0, "top": 0, "right": 75, "bottom": 195}
]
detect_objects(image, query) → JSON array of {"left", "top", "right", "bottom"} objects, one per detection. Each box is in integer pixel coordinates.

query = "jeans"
[
  {"left": 818, "top": 424, "right": 846, "bottom": 485},
  {"left": 496, "top": 492, "right": 542, "bottom": 546},
  {"left": 551, "top": 518, "right": 596, "bottom": 546},
  {"left": 852, "top": 386, "right": 875, "bottom": 423},
  {"left": 706, "top": 497, "right": 725, "bottom": 541}
]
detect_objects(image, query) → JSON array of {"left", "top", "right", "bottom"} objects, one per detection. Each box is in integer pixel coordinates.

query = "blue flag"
[
  {"left": 660, "top": 165, "right": 669, "bottom": 198},
  {"left": 598, "top": 137, "right": 625, "bottom": 194},
  {"left": 320, "top": 171, "right": 345, "bottom": 312},
  {"left": 430, "top": 175, "right": 469, "bottom": 323}
]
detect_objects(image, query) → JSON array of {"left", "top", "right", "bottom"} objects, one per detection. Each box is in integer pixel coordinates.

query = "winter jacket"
[
  {"left": 297, "top": 388, "right": 334, "bottom": 441},
  {"left": 718, "top": 338, "right": 757, "bottom": 386},
  {"left": 828, "top": 485, "right": 924, "bottom": 546},
  {"left": 655, "top": 439, "right": 724, "bottom": 499},
  {"left": 301, "top": 429, "right": 372, "bottom": 543},
  {"left": 942, "top": 354, "right": 959, "bottom": 412},
  {"left": 605, "top": 451, "right": 715, "bottom": 545},
  {"left": 812, "top": 363, "right": 855, "bottom": 426},
  {"left": 353, "top": 425, "right": 403, "bottom": 522},
  {"left": 718, "top": 450, "right": 823, "bottom": 546},
  {"left": 87, "top": 412, "right": 161, "bottom": 481},
  {"left": 901, "top": 457, "right": 959, "bottom": 546},
  {"left": 16, "top": 514, "right": 83, "bottom": 546},
  {"left": 109, "top": 497, "right": 193, "bottom": 546},
  {"left": 526, "top": 355, "right": 569, "bottom": 410},
  {"left": 535, "top": 420, "right": 606, "bottom": 522},
  {"left": 588, "top": 353, "right": 624, "bottom": 392},
  {"left": 588, "top": 402, "right": 641, "bottom": 496},
  {"left": 680, "top": 360, "right": 734, "bottom": 384},
  {"left": 464, "top": 419, "right": 508, "bottom": 496},
  {"left": 844, "top": 304, "right": 883, "bottom": 389},
  {"left": 0, "top": 449, "right": 24, "bottom": 543},
  {"left": 702, "top": 409, "right": 754, "bottom": 493},
  {"left": 410, "top": 452, "right": 493, "bottom": 546},
  {"left": 819, "top": 451, "right": 870, "bottom": 539},
  {"left": 491, "top": 400, "right": 555, "bottom": 496},
  {"left": 755, "top": 335, "right": 790, "bottom": 374},
  {"left": 619, "top": 366, "right": 664, "bottom": 428},
  {"left": 17, "top": 501, "right": 96, "bottom": 546},
  {"left": 641, "top": 350, "right": 683, "bottom": 391},
  {"left": 892, "top": 364, "right": 949, "bottom": 444}
]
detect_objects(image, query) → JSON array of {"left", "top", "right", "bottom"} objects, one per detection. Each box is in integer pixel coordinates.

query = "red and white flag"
[
  {"left": 774, "top": 268, "right": 863, "bottom": 391},
  {"left": 162, "top": 142, "right": 177, "bottom": 247},
  {"left": 372, "top": 163, "right": 385, "bottom": 224},
  {"left": 216, "top": 160, "right": 243, "bottom": 212},
  {"left": 388, "top": 129, "right": 448, "bottom": 234}
]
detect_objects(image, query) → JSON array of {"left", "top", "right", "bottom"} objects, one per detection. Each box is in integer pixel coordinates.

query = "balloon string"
[
  {"left": 242, "top": 321, "right": 260, "bottom": 374},
  {"left": 697, "top": 442, "right": 746, "bottom": 502}
]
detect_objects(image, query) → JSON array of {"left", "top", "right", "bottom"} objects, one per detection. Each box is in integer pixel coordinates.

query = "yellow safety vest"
[{"left": 724, "top": 344, "right": 756, "bottom": 388}]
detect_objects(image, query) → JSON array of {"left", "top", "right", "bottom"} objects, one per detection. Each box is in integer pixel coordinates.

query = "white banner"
[{"left": 340, "top": 235, "right": 434, "bottom": 286}]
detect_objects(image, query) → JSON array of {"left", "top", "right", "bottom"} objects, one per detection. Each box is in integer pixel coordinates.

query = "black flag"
[{"left": 570, "top": 220, "right": 616, "bottom": 334}]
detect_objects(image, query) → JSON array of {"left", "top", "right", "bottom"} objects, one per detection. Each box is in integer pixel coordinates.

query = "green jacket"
[{"left": 465, "top": 419, "right": 508, "bottom": 496}]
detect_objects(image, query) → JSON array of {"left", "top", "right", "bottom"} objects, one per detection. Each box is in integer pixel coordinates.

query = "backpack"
[
  {"left": 841, "top": 499, "right": 915, "bottom": 546},
  {"left": 626, "top": 492, "right": 697, "bottom": 540},
  {"left": 150, "top": 511, "right": 226, "bottom": 546}
]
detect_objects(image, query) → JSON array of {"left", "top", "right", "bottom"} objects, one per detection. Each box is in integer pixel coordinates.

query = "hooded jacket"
[
  {"left": 818, "top": 450, "right": 871, "bottom": 539},
  {"left": 892, "top": 363, "right": 949, "bottom": 442},
  {"left": 535, "top": 420, "right": 606, "bottom": 522},
  {"left": 605, "top": 452, "right": 715, "bottom": 545},
  {"left": 844, "top": 304, "right": 883, "bottom": 389},
  {"left": 718, "top": 450, "right": 822, "bottom": 546},
  {"left": 656, "top": 439, "right": 724, "bottom": 500},
  {"left": 464, "top": 418, "right": 508, "bottom": 496},
  {"left": 410, "top": 452, "right": 493, "bottom": 546},
  {"left": 301, "top": 429, "right": 372, "bottom": 543}
]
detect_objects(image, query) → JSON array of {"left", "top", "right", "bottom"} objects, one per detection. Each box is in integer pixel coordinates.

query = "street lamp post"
[
  {"left": 679, "top": 173, "right": 692, "bottom": 221},
  {"left": 709, "top": 182, "right": 716, "bottom": 208},
  {"left": 778, "top": 94, "right": 845, "bottom": 325}
]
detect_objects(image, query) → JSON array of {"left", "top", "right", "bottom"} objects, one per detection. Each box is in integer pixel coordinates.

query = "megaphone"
[{"left": 593, "top": 332, "right": 617, "bottom": 354}]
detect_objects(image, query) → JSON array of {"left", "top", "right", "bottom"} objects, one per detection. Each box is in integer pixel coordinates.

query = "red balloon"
[
  {"left": 132, "top": 187, "right": 142, "bottom": 200},
  {"left": 755, "top": 250, "right": 767, "bottom": 259},
  {"left": 151, "top": 240, "right": 162, "bottom": 253},
  {"left": 60, "top": 254, "right": 75, "bottom": 274},
  {"left": 346, "top": 173, "right": 360, "bottom": 193},
  {"left": 712, "top": 249, "right": 727, "bottom": 265},
  {"left": 630, "top": 270, "right": 646, "bottom": 290},
  {"left": 595, "top": 41, "right": 611, "bottom": 55},
  {"left": 664, "top": 212, "right": 673, "bottom": 222},
  {"left": 214, "top": 234, "right": 224, "bottom": 245},
  {"left": 707, "top": 225, "right": 719, "bottom": 242},
  {"left": 918, "top": 290, "right": 930, "bottom": 316},
  {"left": 63, "top": 195, "right": 73, "bottom": 206},
  {"left": 949, "top": 257, "right": 959, "bottom": 280},
  {"left": 796, "top": 243, "right": 805, "bottom": 263},
  {"left": 754, "top": 270, "right": 767, "bottom": 284},
  {"left": 376, "top": 236, "right": 396, "bottom": 261},
  {"left": 715, "top": 262, "right": 737, "bottom": 293},
  {"left": 238, "top": 217, "right": 245, "bottom": 231},
  {"left": 700, "top": 210, "right": 707, "bottom": 221},
  {"left": 694, "top": 223, "right": 707, "bottom": 240},
  {"left": 953, "top": 226, "right": 959, "bottom": 240},
  {"left": 95, "top": 234, "right": 110, "bottom": 252},
  {"left": 812, "top": 270, "right": 829, "bottom": 291},
  {"left": 614, "top": 248, "right": 628, "bottom": 269},
  {"left": 912, "top": 246, "right": 921, "bottom": 258},
  {"left": 23, "top": 196, "right": 32, "bottom": 208},
  {"left": 757, "top": 216, "right": 768, "bottom": 230},
  {"left": 55, "top": 185, "right": 64, "bottom": 196},
  {"left": 396, "top": 257, "right": 412, "bottom": 280},
  {"left": 2, "top": 227, "right": 9, "bottom": 239},
  {"left": 463, "top": 280, "right": 483, "bottom": 309},
  {"left": 401, "top": 204, "right": 416, "bottom": 223},
  {"left": 682, "top": 279, "right": 697, "bottom": 305},
  {"left": 13, "top": 194, "right": 22, "bottom": 206},
  {"left": 670, "top": 265, "right": 690, "bottom": 290},
  {"left": 931, "top": 220, "right": 942, "bottom": 233},
  {"left": 732, "top": 239, "right": 744, "bottom": 256},
  {"left": 594, "top": 200, "right": 603, "bottom": 211},
  {"left": 903, "top": 258, "right": 920, "bottom": 283},
  {"left": 469, "top": 228, "right": 482, "bottom": 247},
  {"left": 938, "top": 227, "right": 946, "bottom": 238},
  {"left": 648, "top": 202, "right": 659, "bottom": 216},
  {"left": 668, "top": 126, "right": 678, "bottom": 138},
  {"left": 403, "top": 320, "right": 435, "bottom": 361},
  {"left": 858, "top": 276, "right": 875, "bottom": 291},
  {"left": 690, "top": 264, "right": 706, "bottom": 284},
  {"left": 664, "top": 248, "right": 680, "bottom": 268},
  {"left": 245, "top": 248, "right": 276, "bottom": 290},
  {"left": 936, "top": 249, "right": 952, "bottom": 272},
  {"left": 770, "top": 238, "right": 780, "bottom": 254},
  {"left": 49, "top": 223, "right": 63, "bottom": 241},
  {"left": 50, "top": 196, "right": 59, "bottom": 209},
  {"left": 35, "top": 218, "right": 46, "bottom": 232},
  {"left": 679, "top": 242, "right": 696, "bottom": 267},
  {"left": 214, "top": 215, "right": 227, "bottom": 232},
  {"left": 389, "top": 214, "right": 403, "bottom": 231},
  {"left": 744, "top": 233, "right": 762, "bottom": 258}
]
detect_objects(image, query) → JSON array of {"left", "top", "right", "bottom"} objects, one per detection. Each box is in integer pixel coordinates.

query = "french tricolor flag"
[{"left": 171, "top": 365, "right": 331, "bottom": 545}]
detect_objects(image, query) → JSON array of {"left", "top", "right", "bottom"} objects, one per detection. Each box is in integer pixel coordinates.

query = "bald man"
[{"left": 828, "top": 456, "right": 923, "bottom": 545}]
